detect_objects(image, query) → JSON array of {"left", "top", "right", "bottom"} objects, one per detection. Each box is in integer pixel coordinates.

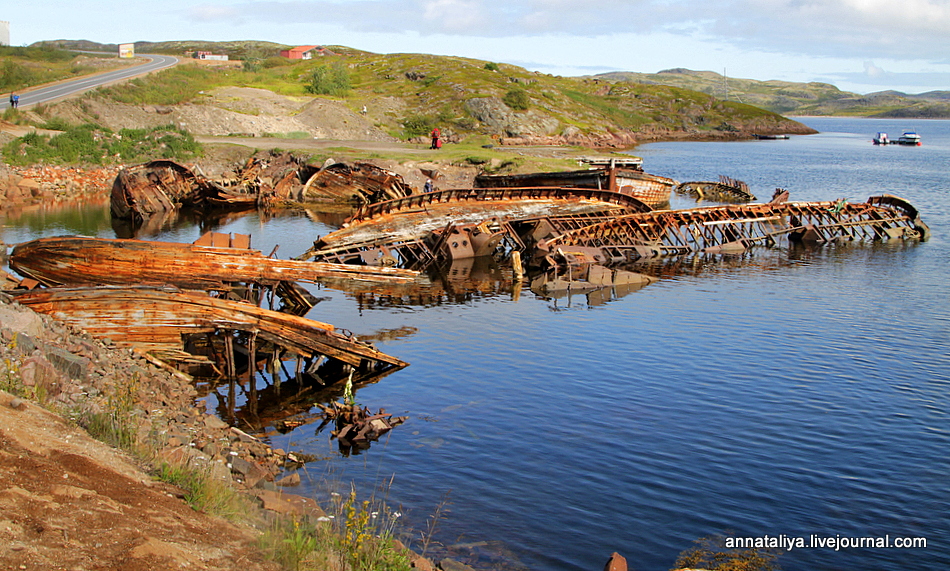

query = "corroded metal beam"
[{"left": 537, "top": 195, "right": 929, "bottom": 264}]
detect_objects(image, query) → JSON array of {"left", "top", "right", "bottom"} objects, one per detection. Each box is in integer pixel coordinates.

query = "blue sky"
[{"left": 4, "top": 0, "right": 950, "bottom": 94}]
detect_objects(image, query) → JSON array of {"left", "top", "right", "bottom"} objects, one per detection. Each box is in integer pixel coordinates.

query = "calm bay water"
[{"left": 2, "top": 117, "right": 948, "bottom": 570}]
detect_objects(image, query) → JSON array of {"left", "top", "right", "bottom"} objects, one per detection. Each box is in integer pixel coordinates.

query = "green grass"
[
  {"left": 0, "top": 45, "right": 131, "bottom": 92},
  {"left": 2, "top": 41, "right": 823, "bottom": 169},
  {"left": 156, "top": 462, "right": 249, "bottom": 518},
  {"left": 86, "top": 49, "right": 800, "bottom": 142},
  {"left": 258, "top": 486, "right": 413, "bottom": 571},
  {"left": 2, "top": 123, "right": 202, "bottom": 166}
]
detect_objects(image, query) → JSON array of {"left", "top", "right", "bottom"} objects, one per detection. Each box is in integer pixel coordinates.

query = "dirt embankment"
[{"left": 0, "top": 293, "right": 293, "bottom": 570}]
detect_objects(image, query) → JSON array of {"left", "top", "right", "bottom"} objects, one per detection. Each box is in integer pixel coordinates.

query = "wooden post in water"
[
  {"left": 248, "top": 330, "right": 258, "bottom": 415},
  {"left": 225, "top": 331, "right": 237, "bottom": 422},
  {"left": 512, "top": 250, "right": 524, "bottom": 281}
]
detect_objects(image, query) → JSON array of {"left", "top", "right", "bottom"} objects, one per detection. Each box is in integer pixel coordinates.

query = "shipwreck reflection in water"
[
  {"left": 328, "top": 256, "right": 660, "bottom": 310},
  {"left": 111, "top": 205, "right": 292, "bottom": 239},
  {"left": 196, "top": 343, "right": 405, "bottom": 440}
]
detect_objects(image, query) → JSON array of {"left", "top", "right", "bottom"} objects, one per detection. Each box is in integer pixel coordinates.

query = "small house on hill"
[
  {"left": 195, "top": 51, "right": 229, "bottom": 61},
  {"left": 279, "top": 45, "right": 335, "bottom": 59}
]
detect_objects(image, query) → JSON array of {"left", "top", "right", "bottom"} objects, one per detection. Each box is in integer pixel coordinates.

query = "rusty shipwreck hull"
[
  {"left": 12, "top": 285, "right": 408, "bottom": 376},
  {"left": 537, "top": 195, "right": 930, "bottom": 264},
  {"left": 474, "top": 166, "right": 677, "bottom": 208},
  {"left": 300, "top": 187, "right": 653, "bottom": 266},
  {"left": 111, "top": 159, "right": 261, "bottom": 222},
  {"left": 111, "top": 156, "right": 417, "bottom": 223},
  {"left": 9, "top": 234, "right": 424, "bottom": 290},
  {"left": 111, "top": 160, "right": 202, "bottom": 221},
  {"left": 297, "top": 161, "right": 414, "bottom": 204}
]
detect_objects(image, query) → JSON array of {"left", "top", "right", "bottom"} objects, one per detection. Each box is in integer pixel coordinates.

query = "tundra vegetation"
[{"left": 5, "top": 41, "right": 810, "bottom": 160}]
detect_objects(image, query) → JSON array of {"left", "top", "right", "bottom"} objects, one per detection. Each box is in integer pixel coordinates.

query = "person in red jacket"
[{"left": 430, "top": 127, "right": 442, "bottom": 149}]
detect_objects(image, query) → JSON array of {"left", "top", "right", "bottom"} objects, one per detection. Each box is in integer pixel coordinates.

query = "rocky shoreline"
[
  {"left": 0, "top": 290, "right": 294, "bottom": 490},
  {"left": 0, "top": 282, "right": 455, "bottom": 570},
  {"left": 0, "top": 164, "right": 121, "bottom": 206}
]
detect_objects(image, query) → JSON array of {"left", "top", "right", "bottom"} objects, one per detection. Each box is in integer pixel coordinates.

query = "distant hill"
[
  {"left": 36, "top": 39, "right": 292, "bottom": 61},
  {"left": 22, "top": 40, "right": 814, "bottom": 146},
  {"left": 593, "top": 69, "right": 950, "bottom": 118}
]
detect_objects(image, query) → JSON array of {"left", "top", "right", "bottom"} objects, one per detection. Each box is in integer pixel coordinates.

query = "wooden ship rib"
[
  {"left": 296, "top": 161, "right": 414, "bottom": 204},
  {"left": 536, "top": 195, "right": 930, "bottom": 265},
  {"left": 12, "top": 285, "right": 408, "bottom": 379}
]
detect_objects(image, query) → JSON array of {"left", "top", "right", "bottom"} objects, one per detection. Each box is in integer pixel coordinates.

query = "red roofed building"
[{"left": 280, "top": 45, "right": 334, "bottom": 59}]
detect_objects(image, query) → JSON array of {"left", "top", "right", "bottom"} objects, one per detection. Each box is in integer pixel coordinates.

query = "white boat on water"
[
  {"left": 873, "top": 132, "right": 890, "bottom": 145},
  {"left": 897, "top": 131, "right": 922, "bottom": 146}
]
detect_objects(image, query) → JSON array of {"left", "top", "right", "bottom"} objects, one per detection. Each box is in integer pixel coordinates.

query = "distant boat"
[
  {"left": 873, "top": 132, "right": 890, "bottom": 145},
  {"left": 896, "top": 131, "right": 922, "bottom": 146},
  {"left": 752, "top": 134, "right": 789, "bottom": 140}
]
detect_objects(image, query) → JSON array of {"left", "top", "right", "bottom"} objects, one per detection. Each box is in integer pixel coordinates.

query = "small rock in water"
[
  {"left": 604, "top": 552, "right": 627, "bottom": 571},
  {"left": 275, "top": 472, "right": 301, "bottom": 487}
]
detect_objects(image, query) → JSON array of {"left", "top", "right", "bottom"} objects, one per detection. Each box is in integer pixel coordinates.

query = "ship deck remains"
[{"left": 300, "top": 186, "right": 652, "bottom": 266}]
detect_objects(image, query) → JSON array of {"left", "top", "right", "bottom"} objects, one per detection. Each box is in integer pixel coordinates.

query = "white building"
[{"left": 0, "top": 21, "right": 10, "bottom": 46}]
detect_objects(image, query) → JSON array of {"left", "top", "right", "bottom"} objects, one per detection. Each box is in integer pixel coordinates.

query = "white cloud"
[
  {"left": 863, "top": 61, "right": 885, "bottom": 78},
  {"left": 188, "top": 5, "right": 243, "bottom": 22},
  {"left": 421, "top": 0, "right": 491, "bottom": 32},
  {"left": 201, "top": 0, "right": 950, "bottom": 63},
  {"left": 5, "top": 0, "right": 950, "bottom": 93}
]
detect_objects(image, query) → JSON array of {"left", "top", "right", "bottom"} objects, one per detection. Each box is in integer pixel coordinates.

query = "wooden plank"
[
  {"left": 9, "top": 236, "right": 424, "bottom": 290},
  {"left": 231, "top": 233, "right": 251, "bottom": 250},
  {"left": 211, "top": 233, "right": 231, "bottom": 248}
]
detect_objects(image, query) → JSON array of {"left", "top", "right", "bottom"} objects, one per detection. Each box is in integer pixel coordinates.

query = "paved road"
[{"left": 2, "top": 54, "right": 178, "bottom": 110}]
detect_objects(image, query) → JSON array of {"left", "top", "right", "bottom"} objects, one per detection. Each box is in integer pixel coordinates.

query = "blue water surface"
[{"left": 2, "top": 117, "right": 948, "bottom": 571}]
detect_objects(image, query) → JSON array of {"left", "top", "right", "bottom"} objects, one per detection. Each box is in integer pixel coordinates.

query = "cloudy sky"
[{"left": 5, "top": 0, "right": 950, "bottom": 94}]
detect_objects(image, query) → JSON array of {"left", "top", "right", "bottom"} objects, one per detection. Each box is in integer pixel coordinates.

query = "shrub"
[
  {"left": 0, "top": 60, "right": 38, "bottom": 91},
  {"left": 305, "top": 63, "right": 351, "bottom": 97},
  {"left": 503, "top": 88, "right": 530, "bottom": 111},
  {"left": 41, "top": 117, "right": 73, "bottom": 131},
  {"left": 263, "top": 56, "right": 291, "bottom": 69},
  {"left": 484, "top": 62, "right": 500, "bottom": 72},
  {"left": 401, "top": 114, "right": 437, "bottom": 139},
  {"left": 242, "top": 58, "right": 263, "bottom": 73}
]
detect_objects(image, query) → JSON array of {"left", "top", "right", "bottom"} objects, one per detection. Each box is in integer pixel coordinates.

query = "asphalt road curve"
[{"left": 2, "top": 54, "right": 178, "bottom": 110}]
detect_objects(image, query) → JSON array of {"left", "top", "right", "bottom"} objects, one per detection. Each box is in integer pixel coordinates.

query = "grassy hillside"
[
  {"left": 0, "top": 44, "right": 135, "bottom": 93},
  {"left": 595, "top": 69, "right": 950, "bottom": 118},
  {"left": 40, "top": 42, "right": 810, "bottom": 145}
]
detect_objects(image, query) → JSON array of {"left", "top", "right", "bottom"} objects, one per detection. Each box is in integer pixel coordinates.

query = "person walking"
[
  {"left": 13, "top": 94, "right": 19, "bottom": 108},
  {"left": 430, "top": 127, "right": 441, "bottom": 150},
  {"left": 8, "top": 93, "right": 14, "bottom": 108}
]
